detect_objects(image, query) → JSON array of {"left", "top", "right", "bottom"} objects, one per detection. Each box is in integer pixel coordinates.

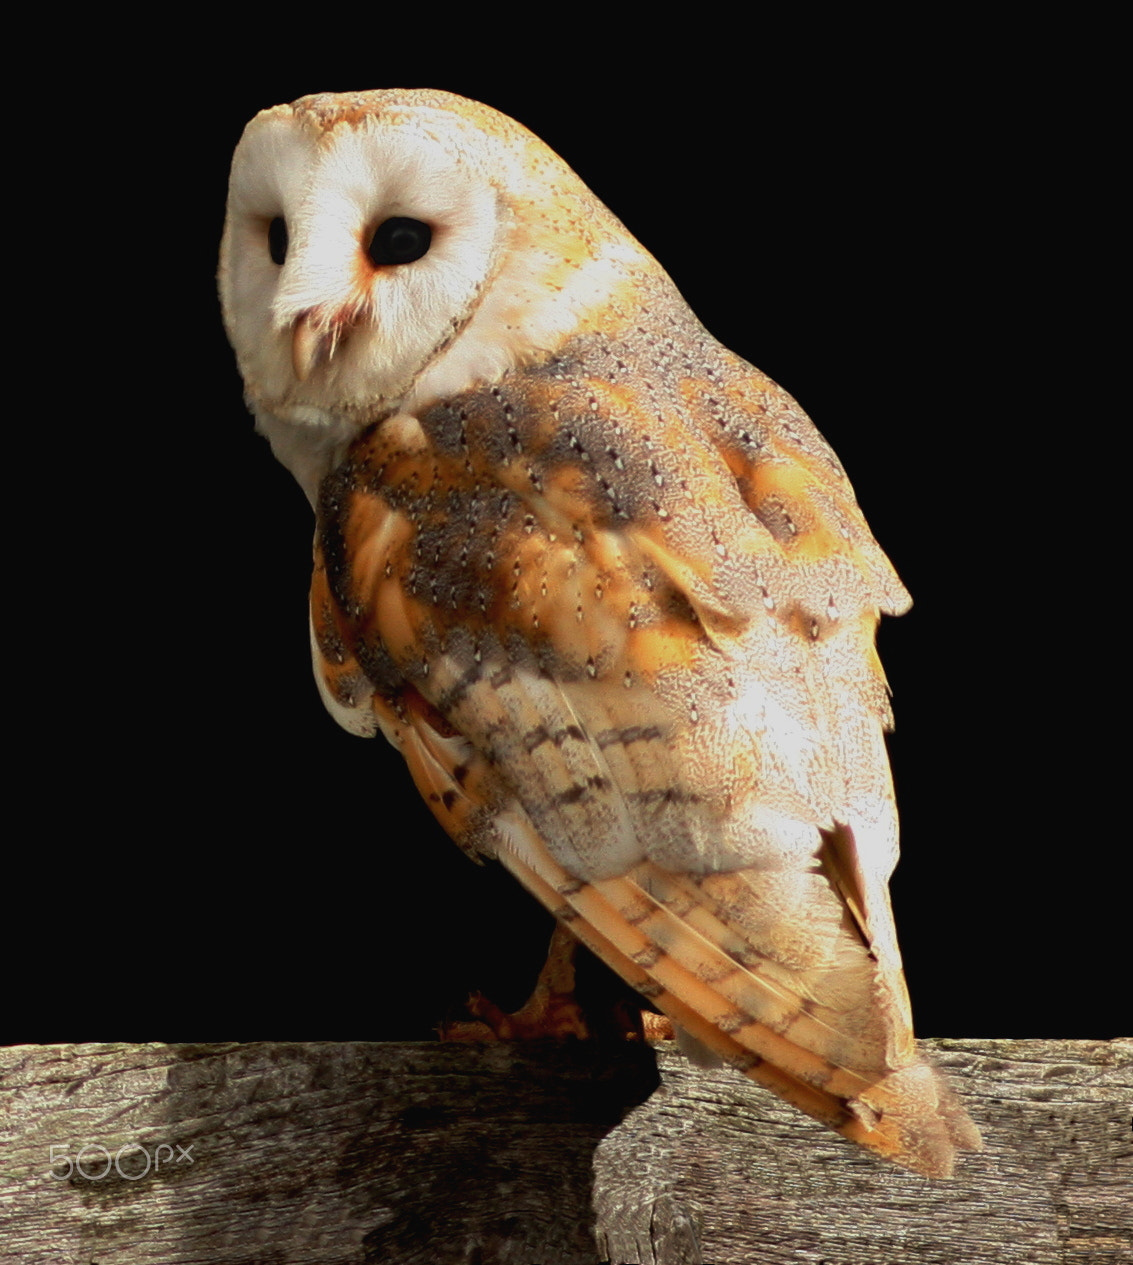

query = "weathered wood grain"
[
  {"left": 1, "top": 1039, "right": 1129, "bottom": 1264},
  {"left": 596, "top": 1038, "right": 1132, "bottom": 1264}
]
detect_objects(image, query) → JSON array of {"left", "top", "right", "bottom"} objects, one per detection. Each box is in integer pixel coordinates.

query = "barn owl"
[{"left": 219, "top": 89, "right": 981, "bottom": 1177}]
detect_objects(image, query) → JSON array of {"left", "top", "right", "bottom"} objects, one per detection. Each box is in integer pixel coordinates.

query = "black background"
[{"left": 11, "top": 29, "right": 1118, "bottom": 1043}]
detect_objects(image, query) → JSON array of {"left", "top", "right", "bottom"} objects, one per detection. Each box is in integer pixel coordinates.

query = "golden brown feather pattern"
[
  {"left": 311, "top": 280, "right": 977, "bottom": 1175},
  {"left": 223, "top": 89, "right": 980, "bottom": 1178}
]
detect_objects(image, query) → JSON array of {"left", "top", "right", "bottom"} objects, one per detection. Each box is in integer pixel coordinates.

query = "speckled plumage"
[{"left": 220, "top": 88, "right": 980, "bottom": 1176}]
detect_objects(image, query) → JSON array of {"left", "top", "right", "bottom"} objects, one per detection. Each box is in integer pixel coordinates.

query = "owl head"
[{"left": 219, "top": 88, "right": 660, "bottom": 492}]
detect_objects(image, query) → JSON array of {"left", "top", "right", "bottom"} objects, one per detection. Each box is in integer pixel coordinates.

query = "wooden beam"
[{"left": 1, "top": 1039, "right": 1129, "bottom": 1264}]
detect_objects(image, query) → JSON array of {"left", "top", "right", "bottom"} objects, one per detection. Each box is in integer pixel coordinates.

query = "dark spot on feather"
[
  {"left": 596, "top": 725, "right": 662, "bottom": 748},
  {"left": 435, "top": 660, "right": 485, "bottom": 713},
  {"left": 555, "top": 775, "right": 609, "bottom": 806},
  {"left": 627, "top": 787, "right": 701, "bottom": 806}
]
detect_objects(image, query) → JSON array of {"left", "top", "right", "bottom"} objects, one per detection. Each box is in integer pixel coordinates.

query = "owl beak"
[{"left": 291, "top": 315, "right": 326, "bottom": 382}]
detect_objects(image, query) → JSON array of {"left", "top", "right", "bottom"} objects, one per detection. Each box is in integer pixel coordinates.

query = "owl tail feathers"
[
  {"left": 597, "top": 909, "right": 981, "bottom": 1177},
  {"left": 623, "top": 946, "right": 980, "bottom": 1178},
  {"left": 496, "top": 830, "right": 981, "bottom": 1178},
  {"left": 844, "top": 1062, "right": 983, "bottom": 1177}
]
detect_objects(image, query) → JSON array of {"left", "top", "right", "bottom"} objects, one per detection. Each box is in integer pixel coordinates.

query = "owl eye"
[
  {"left": 367, "top": 217, "right": 432, "bottom": 266},
  {"left": 268, "top": 216, "right": 288, "bottom": 266}
]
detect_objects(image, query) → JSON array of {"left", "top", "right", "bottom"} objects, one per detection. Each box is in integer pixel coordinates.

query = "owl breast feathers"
[{"left": 220, "top": 88, "right": 980, "bottom": 1176}]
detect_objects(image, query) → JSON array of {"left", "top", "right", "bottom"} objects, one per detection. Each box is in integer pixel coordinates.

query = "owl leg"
[{"left": 440, "top": 922, "right": 645, "bottom": 1043}]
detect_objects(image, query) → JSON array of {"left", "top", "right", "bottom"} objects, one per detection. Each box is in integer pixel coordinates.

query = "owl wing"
[{"left": 309, "top": 314, "right": 979, "bottom": 1176}]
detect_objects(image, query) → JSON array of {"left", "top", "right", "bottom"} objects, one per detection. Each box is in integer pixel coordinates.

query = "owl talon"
[
  {"left": 465, "top": 991, "right": 514, "bottom": 1033},
  {"left": 641, "top": 1013, "right": 676, "bottom": 1044},
  {"left": 436, "top": 1015, "right": 500, "bottom": 1043},
  {"left": 438, "top": 925, "right": 592, "bottom": 1042}
]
